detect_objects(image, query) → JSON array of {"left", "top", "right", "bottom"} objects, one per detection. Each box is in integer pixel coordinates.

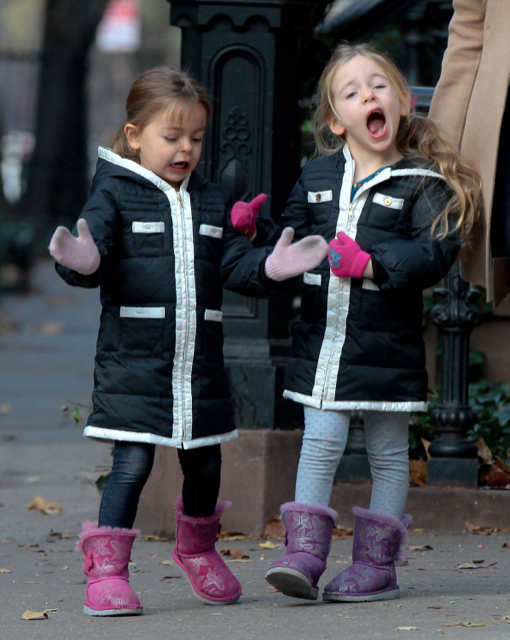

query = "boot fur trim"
[
  {"left": 280, "top": 501, "right": 338, "bottom": 520},
  {"left": 173, "top": 497, "right": 231, "bottom": 524},
  {"left": 75, "top": 521, "right": 141, "bottom": 552},
  {"left": 352, "top": 507, "right": 412, "bottom": 565}
]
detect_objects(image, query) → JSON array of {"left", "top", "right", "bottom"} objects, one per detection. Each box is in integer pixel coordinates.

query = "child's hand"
[
  {"left": 49, "top": 218, "right": 101, "bottom": 275},
  {"left": 264, "top": 228, "right": 329, "bottom": 282},
  {"left": 230, "top": 194, "right": 267, "bottom": 240},
  {"left": 328, "top": 232, "right": 370, "bottom": 279}
]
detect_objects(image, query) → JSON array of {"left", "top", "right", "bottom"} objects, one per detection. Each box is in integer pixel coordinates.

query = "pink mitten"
[
  {"left": 328, "top": 232, "right": 370, "bottom": 279},
  {"left": 264, "top": 228, "right": 329, "bottom": 282},
  {"left": 230, "top": 193, "right": 267, "bottom": 240},
  {"left": 49, "top": 218, "right": 101, "bottom": 275}
]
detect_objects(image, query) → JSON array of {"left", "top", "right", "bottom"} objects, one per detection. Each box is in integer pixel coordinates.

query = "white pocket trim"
[
  {"left": 303, "top": 272, "right": 322, "bottom": 286},
  {"left": 200, "top": 224, "right": 223, "bottom": 239},
  {"left": 362, "top": 279, "right": 380, "bottom": 292},
  {"left": 120, "top": 306, "right": 165, "bottom": 319},
  {"left": 307, "top": 190, "right": 333, "bottom": 204},
  {"left": 204, "top": 309, "right": 223, "bottom": 322},
  {"left": 373, "top": 193, "right": 404, "bottom": 210},
  {"left": 132, "top": 221, "right": 165, "bottom": 233}
]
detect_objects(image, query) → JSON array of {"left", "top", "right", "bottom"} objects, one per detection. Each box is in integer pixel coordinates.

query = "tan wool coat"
[{"left": 429, "top": 0, "right": 510, "bottom": 305}]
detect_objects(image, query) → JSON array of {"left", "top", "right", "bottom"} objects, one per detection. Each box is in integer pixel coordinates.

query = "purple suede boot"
[
  {"left": 322, "top": 507, "right": 412, "bottom": 602},
  {"left": 265, "top": 502, "right": 338, "bottom": 600}
]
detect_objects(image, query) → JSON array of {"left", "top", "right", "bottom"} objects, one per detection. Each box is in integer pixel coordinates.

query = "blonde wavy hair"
[
  {"left": 113, "top": 67, "right": 212, "bottom": 162},
  {"left": 313, "top": 43, "right": 482, "bottom": 245}
]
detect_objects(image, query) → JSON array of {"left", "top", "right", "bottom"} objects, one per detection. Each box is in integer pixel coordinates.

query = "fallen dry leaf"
[
  {"left": 139, "top": 534, "right": 168, "bottom": 542},
  {"left": 477, "top": 437, "right": 493, "bottom": 465},
  {"left": 408, "top": 545, "right": 433, "bottom": 551},
  {"left": 220, "top": 549, "right": 249, "bottom": 560},
  {"left": 267, "top": 587, "right": 278, "bottom": 593},
  {"left": 502, "top": 543, "right": 510, "bottom": 548},
  {"left": 264, "top": 513, "right": 285, "bottom": 539},
  {"left": 421, "top": 438, "right": 431, "bottom": 458},
  {"left": 396, "top": 627, "right": 419, "bottom": 631},
  {"left": 259, "top": 541, "right": 279, "bottom": 550},
  {"left": 160, "top": 560, "right": 173, "bottom": 566},
  {"left": 465, "top": 522, "right": 496, "bottom": 535},
  {"left": 21, "top": 609, "right": 57, "bottom": 620},
  {"left": 409, "top": 459, "right": 427, "bottom": 486},
  {"left": 27, "top": 496, "right": 62, "bottom": 516},
  {"left": 456, "top": 561, "right": 497, "bottom": 570},
  {"left": 0, "top": 568, "right": 12, "bottom": 574},
  {"left": 502, "top": 615, "right": 510, "bottom": 620},
  {"left": 443, "top": 621, "right": 486, "bottom": 628},
  {"left": 333, "top": 526, "right": 353, "bottom": 539},
  {"left": 218, "top": 533, "right": 251, "bottom": 541},
  {"left": 0, "top": 404, "right": 11, "bottom": 414}
]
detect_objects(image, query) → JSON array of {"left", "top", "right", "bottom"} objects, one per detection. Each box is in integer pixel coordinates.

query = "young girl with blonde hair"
[
  {"left": 232, "top": 43, "right": 482, "bottom": 603},
  {"left": 49, "top": 67, "right": 327, "bottom": 616}
]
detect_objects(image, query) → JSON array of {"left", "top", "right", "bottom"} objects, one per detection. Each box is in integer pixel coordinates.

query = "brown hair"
[
  {"left": 313, "top": 43, "right": 482, "bottom": 245},
  {"left": 113, "top": 67, "right": 212, "bottom": 162}
]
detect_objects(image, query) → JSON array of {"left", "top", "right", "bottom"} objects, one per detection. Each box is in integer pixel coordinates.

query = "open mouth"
[
  {"left": 366, "top": 110, "right": 387, "bottom": 139},
  {"left": 170, "top": 161, "right": 189, "bottom": 171}
]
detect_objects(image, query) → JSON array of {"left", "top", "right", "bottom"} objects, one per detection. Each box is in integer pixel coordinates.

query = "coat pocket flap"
[
  {"left": 120, "top": 306, "right": 165, "bottom": 319},
  {"left": 199, "top": 224, "right": 223, "bottom": 239},
  {"left": 307, "top": 190, "right": 333, "bottom": 204},
  {"left": 362, "top": 279, "right": 380, "bottom": 292},
  {"left": 303, "top": 272, "right": 322, "bottom": 286},
  {"left": 204, "top": 309, "right": 223, "bottom": 322},
  {"left": 373, "top": 193, "right": 404, "bottom": 210},
  {"left": 132, "top": 221, "right": 165, "bottom": 233}
]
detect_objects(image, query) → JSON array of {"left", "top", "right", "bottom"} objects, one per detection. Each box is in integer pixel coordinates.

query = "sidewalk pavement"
[{"left": 0, "top": 260, "right": 509, "bottom": 640}]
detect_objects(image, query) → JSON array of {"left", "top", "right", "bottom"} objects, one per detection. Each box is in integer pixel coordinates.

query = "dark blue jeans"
[{"left": 98, "top": 442, "right": 222, "bottom": 528}]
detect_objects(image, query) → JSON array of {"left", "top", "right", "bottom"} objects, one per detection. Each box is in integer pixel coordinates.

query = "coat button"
[
  {"left": 315, "top": 193, "right": 322, "bottom": 202},
  {"left": 384, "top": 196, "right": 393, "bottom": 206}
]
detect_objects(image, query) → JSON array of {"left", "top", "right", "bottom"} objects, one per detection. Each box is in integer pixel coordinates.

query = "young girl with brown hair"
[
  {"left": 49, "top": 67, "right": 328, "bottom": 616},
  {"left": 232, "top": 43, "right": 482, "bottom": 603}
]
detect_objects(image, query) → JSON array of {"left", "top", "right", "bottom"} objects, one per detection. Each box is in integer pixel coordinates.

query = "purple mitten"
[
  {"left": 328, "top": 232, "right": 370, "bottom": 279},
  {"left": 49, "top": 218, "right": 101, "bottom": 275},
  {"left": 265, "top": 228, "right": 329, "bottom": 282},
  {"left": 230, "top": 193, "right": 267, "bottom": 240}
]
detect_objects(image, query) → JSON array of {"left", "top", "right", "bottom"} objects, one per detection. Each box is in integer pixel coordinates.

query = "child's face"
[
  {"left": 125, "top": 103, "right": 207, "bottom": 189},
  {"left": 328, "top": 55, "right": 409, "bottom": 163}
]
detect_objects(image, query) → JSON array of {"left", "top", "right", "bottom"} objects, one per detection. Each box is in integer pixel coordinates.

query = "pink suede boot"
[
  {"left": 172, "top": 498, "right": 242, "bottom": 605},
  {"left": 77, "top": 522, "right": 143, "bottom": 616}
]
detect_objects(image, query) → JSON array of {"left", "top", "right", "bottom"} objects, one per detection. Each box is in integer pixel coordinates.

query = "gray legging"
[{"left": 295, "top": 407, "right": 410, "bottom": 519}]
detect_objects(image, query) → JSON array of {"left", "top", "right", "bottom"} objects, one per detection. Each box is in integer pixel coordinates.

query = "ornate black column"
[
  {"left": 169, "top": 0, "right": 320, "bottom": 429},
  {"left": 427, "top": 264, "right": 481, "bottom": 487}
]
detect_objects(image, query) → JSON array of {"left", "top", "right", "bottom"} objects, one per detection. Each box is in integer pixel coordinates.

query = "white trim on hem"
[
  {"left": 283, "top": 390, "right": 427, "bottom": 413},
  {"left": 83, "top": 426, "right": 239, "bottom": 449}
]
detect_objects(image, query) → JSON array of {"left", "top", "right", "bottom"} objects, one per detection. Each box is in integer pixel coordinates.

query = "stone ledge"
[{"left": 135, "top": 429, "right": 510, "bottom": 537}]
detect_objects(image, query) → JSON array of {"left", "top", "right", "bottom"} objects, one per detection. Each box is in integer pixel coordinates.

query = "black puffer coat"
[
  {"left": 261, "top": 145, "right": 460, "bottom": 412},
  {"left": 56, "top": 148, "right": 274, "bottom": 449}
]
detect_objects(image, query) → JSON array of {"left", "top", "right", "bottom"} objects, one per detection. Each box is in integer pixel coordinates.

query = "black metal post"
[
  {"left": 169, "top": 0, "right": 321, "bottom": 429},
  {"left": 427, "top": 264, "right": 481, "bottom": 487}
]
